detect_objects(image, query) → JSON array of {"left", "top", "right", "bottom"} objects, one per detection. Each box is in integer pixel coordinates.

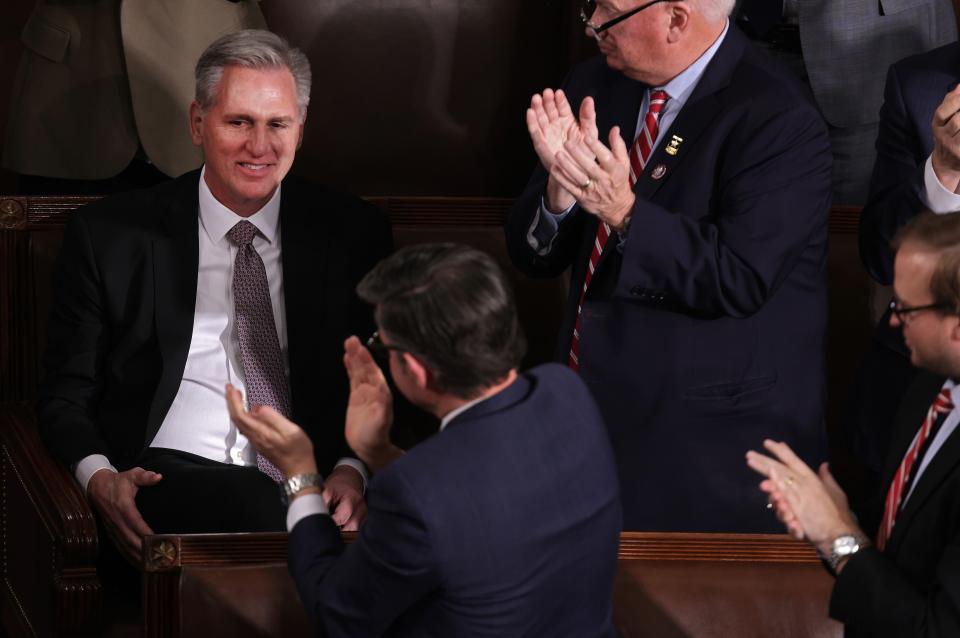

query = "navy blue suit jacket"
[
  {"left": 506, "top": 26, "right": 832, "bottom": 532},
  {"left": 287, "top": 364, "right": 622, "bottom": 638},
  {"left": 860, "top": 41, "right": 960, "bottom": 287}
]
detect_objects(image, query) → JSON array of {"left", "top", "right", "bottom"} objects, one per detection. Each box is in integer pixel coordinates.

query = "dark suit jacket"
[
  {"left": 860, "top": 41, "right": 960, "bottom": 287},
  {"left": 38, "top": 169, "right": 392, "bottom": 476},
  {"left": 287, "top": 364, "right": 622, "bottom": 638},
  {"left": 506, "top": 25, "right": 832, "bottom": 532},
  {"left": 831, "top": 371, "right": 960, "bottom": 636}
]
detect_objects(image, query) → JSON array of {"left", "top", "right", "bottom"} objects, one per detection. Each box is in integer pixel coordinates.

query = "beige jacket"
[{"left": 4, "top": 0, "right": 265, "bottom": 179}]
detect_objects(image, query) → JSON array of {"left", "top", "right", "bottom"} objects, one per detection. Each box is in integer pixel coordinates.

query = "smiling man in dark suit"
[
  {"left": 748, "top": 211, "right": 960, "bottom": 636},
  {"left": 228, "top": 243, "right": 622, "bottom": 638},
  {"left": 38, "top": 29, "right": 391, "bottom": 563},
  {"left": 506, "top": 0, "right": 832, "bottom": 532}
]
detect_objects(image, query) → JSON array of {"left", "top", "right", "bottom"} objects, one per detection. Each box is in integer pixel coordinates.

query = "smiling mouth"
[{"left": 239, "top": 162, "right": 271, "bottom": 171}]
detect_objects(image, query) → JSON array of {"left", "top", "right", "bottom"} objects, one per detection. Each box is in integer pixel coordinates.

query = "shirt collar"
[
  {"left": 439, "top": 393, "right": 492, "bottom": 432},
  {"left": 945, "top": 378, "right": 959, "bottom": 405},
  {"left": 197, "top": 165, "right": 282, "bottom": 245},
  {"left": 657, "top": 18, "right": 729, "bottom": 107}
]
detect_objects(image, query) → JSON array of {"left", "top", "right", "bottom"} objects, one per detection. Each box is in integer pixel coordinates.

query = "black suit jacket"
[
  {"left": 38, "top": 170, "right": 392, "bottom": 475},
  {"left": 831, "top": 371, "right": 960, "bottom": 636},
  {"left": 506, "top": 25, "right": 832, "bottom": 532},
  {"left": 287, "top": 364, "right": 622, "bottom": 638}
]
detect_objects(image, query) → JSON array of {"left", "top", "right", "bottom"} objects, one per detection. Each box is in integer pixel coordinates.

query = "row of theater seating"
[{"left": 0, "top": 195, "right": 866, "bottom": 636}]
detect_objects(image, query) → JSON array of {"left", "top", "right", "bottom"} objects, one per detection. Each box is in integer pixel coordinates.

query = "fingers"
[
  {"left": 555, "top": 89, "right": 574, "bottom": 123},
  {"left": 579, "top": 96, "right": 598, "bottom": 141},
  {"left": 934, "top": 85, "right": 960, "bottom": 130},
  {"left": 609, "top": 126, "right": 630, "bottom": 164},
  {"left": 761, "top": 439, "right": 814, "bottom": 477},
  {"left": 542, "top": 88, "right": 560, "bottom": 122}
]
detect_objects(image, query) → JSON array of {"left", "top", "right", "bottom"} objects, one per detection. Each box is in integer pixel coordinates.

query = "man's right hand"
[
  {"left": 931, "top": 85, "right": 960, "bottom": 193},
  {"left": 527, "top": 88, "right": 582, "bottom": 212},
  {"left": 343, "top": 336, "right": 402, "bottom": 473},
  {"left": 86, "top": 467, "right": 160, "bottom": 565}
]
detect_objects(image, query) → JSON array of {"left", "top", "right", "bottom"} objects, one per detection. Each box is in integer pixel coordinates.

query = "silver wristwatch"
[
  {"left": 824, "top": 534, "right": 870, "bottom": 575},
  {"left": 280, "top": 473, "right": 323, "bottom": 506}
]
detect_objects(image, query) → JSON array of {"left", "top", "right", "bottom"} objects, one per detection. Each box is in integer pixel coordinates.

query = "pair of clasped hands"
[
  {"left": 528, "top": 89, "right": 636, "bottom": 233},
  {"left": 745, "top": 440, "right": 866, "bottom": 567},
  {"left": 89, "top": 336, "right": 395, "bottom": 564}
]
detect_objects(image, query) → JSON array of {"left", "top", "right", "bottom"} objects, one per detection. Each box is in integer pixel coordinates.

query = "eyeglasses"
[
  {"left": 580, "top": 0, "right": 675, "bottom": 42},
  {"left": 366, "top": 331, "right": 407, "bottom": 360},
  {"left": 888, "top": 297, "right": 949, "bottom": 324}
]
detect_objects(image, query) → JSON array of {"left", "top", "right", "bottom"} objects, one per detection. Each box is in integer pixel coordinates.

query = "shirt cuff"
[
  {"left": 922, "top": 155, "right": 960, "bottom": 214},
  {"left": 75, "top": 454, "right": 118, "bottom": 495},
  {"left": 526, "top": 197, "right": 575, "bottom": 255},
  {"left": 334, "top": 457, "right": 368, "bottom": 493},
  {"left": 286, "top": 493, "right": 329, "bottom": 531}
]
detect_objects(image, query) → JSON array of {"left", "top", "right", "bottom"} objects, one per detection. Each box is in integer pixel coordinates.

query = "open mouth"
[{"left": 238, "top": 162, "right": 271, "bottom": 172}]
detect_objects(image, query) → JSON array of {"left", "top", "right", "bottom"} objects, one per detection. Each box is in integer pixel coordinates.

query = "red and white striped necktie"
[
  {"left": 568, "top": 89, "right": 669, "bottom": 371},
  {"left": 876, "top": 387, "right": 954, "bottom": 550}
]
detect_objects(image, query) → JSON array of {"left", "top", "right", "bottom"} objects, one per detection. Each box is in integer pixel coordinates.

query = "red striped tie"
[
  {"left": 876, "top": 387, "right": 953, "bottom": 550},
  {"left": 568, "top": 90, "right": 669, "bottom": 371}
]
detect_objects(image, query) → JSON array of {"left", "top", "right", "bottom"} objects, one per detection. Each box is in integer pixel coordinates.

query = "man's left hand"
[
  {"left": 549, "top": 98, "right": 636, "bottom": 232},
  {"left": 323, "top": 465, "right": 367, "bottom": 531}
]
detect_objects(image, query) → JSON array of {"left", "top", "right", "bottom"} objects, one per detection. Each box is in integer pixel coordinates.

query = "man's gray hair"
[
  {"left": 693, "top": 0, "right": 736, "bottom": 22},
  {"left": 195, "top": 29, "right": 312, "bottom": 120}
]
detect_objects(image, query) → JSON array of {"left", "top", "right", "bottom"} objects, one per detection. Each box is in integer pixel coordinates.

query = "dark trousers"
[{"left": 134, "top": 447, "right": 286, "bottom": 534}]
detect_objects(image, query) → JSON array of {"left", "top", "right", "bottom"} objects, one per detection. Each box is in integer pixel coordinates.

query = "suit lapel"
[
  {"left": 148, "top": 172, "right": 201, "bottom": 439},
  {"left": 595, "top": 26, "right": 746, "bottom": 274},
  {"left": 878, "top": 371, "right": 948, "bottom": 553},
  {"left": 633, "top": 26, "right": 745, "bottom": 203},
  {"left": 888, "top": 417, "right": 960, "bottom": 553}
]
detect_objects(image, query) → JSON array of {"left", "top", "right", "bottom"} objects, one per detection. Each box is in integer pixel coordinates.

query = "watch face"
[{"left": 833, "top": 536, "right": 860, "bottom": 556}]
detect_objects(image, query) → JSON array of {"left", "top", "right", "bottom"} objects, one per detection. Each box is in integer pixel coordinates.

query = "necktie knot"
[
  {"left": 648, "top": 90, "right": 670, "bottom": 114},
  {"left": 227, "top": 220, "right": 258, "bottom": 247},
  {"left": 933, "top": 388, "right": 954, "bottom": 415}
]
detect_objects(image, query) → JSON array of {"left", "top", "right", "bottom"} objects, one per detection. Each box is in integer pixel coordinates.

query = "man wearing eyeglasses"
[
  {"left": 226, "top": 243, "right": 622, "bottom": 637},
  {"left": 747, "top": 211, "right": 960, "bottom": 636},
  {"left": 506, "top": 0, "right": 832, "bottom": 532}
]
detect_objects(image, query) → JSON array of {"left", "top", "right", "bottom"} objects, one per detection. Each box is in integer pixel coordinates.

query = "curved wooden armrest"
[{"left": 0, "top": 401, "right": 101, "bottom": 635}]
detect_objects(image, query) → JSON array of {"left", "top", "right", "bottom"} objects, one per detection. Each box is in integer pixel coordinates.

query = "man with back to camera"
[
  {"left": 748, "top": 211, "right": 960, "bottom": 636},
  {"left": 227, "top": 243, "right": 623, "bottom": 637},
  {"left": 38, "top": 29, "right": 391, "bottom": 564},
  {"left": 506, "top": 0, "right": 832, "bottom": 532}
]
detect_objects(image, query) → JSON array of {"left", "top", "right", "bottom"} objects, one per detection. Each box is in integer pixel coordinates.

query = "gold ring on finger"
[{"left": 581, "top": 178, "right": 592, "bottom": 190}]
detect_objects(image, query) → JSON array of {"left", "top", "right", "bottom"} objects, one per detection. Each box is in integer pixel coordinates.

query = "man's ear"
[
  {"left": 666, "top": 1, "right": 692, "bottom": 43},
  {"left": 297, "top": 120, "right": 305, "bottom": 150},
  {"left": 400, "top": 352, "right": 433, "bottom": 391},
  {"left": 188, "top": 101, "right": 205, "bottom": 146}
]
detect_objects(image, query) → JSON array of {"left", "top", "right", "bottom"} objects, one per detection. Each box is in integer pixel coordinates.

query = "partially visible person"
[
  {"left": 737, "top": 0, "right": 957, "bottom": 205},
  {"left": 506, "top": 0, "right": 831, "bottom": 532},
  {"left": 849, "top": 41, "right": 960, "bottom": 478},
  {"left": 228, "top": 243, "right": 622, "bottom": 638},
  {"left": 4, "top": 0, "right": 266, "bottom": 193},
  {"left": 748, "top": 212, "right": 960, "bottom": 636},
  {"left": 38, "top": 30, "right": 388, "bottom": 565}
]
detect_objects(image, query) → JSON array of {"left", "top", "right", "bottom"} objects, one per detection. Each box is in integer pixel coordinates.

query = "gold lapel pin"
[{"left": 665, "top": 134, "right": 684, "bottom": 156}]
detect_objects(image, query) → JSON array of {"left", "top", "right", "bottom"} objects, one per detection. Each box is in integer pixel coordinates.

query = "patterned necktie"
[
  {"left": 568, "top": 90, "right": 669, "bottom": 371},
  {"left": 227, "top": 220, "right": 289, "bottom": 483},
  {"left": 876, "top": 387, "right": 954, "bottom": 550}
]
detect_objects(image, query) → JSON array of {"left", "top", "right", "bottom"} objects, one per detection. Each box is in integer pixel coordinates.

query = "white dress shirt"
[{"left": 922, "top": 156, "right": 960, "bottom": 214}]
